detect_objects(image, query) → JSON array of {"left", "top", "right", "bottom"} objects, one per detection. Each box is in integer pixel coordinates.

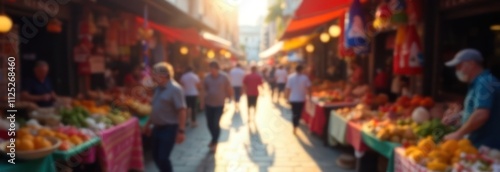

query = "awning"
[
  {"left": 136, "top": 17, "right": 213, "bottom": 47},
  {"left": 280, "top": 0, "right": 366, "bottom": 40},
  {"left": 259, "top": 41, "right": 284, "bottom": 59},
  {"left": 282, "top": 34, "right": 316, "bottom": 51}
]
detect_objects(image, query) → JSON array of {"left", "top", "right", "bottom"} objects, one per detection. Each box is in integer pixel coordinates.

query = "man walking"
[
  {"left": 243, "top": 66, "right": 263, "bottom": 122},
  {"left": 274, "top": 65, "right": 288, "bottom": 101},
  {"left": 180, "top": 66, "right": 202, "bottom": 128},
  {"left": 144, "top": 62, "right": 187, "bottom": 172},
  {"left": 229, "top": 64, "right": 246, "bottom": 111},
  {"left": 285, "top": 65, "right": 311, "bottom": 135},
  {"left": 203, "top": 62, "right": 233, "bottom": 152}
]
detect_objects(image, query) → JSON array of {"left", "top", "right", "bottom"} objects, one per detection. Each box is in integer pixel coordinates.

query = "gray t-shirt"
[
  {"left": 204, "top": 73, "right": 231, "bottom": 107},
  {"left": 150, "top": 81, "right": 187, "bottom": 126}
]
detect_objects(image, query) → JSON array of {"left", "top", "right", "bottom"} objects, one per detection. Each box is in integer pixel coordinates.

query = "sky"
[{"left": 236, "top": 0, "right": 268, "bottom": 26}]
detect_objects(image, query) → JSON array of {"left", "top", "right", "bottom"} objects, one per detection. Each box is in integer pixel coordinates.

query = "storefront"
[
  {"left": 1, "top": 0, "right": 76, "bottom": 98},
  {"left": 425, "top": 0, "right": 500, "bottom": 100}
]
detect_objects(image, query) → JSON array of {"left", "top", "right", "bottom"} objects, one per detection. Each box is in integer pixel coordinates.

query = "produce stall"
[
  {"left": 0, "top": 95, "right": 149, "bottom": 172},
  {"left": 325, "top": 94, "right": 479, "bottom": 172},
  {"left": 302, "top": 88, "right": 356, "bottom": 135}
]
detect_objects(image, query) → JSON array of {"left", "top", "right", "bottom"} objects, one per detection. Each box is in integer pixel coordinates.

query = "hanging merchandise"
[
  {"left": 344, "top": 0, "right": 369, "bottom": 55},
  {"left": 406, "top": 0, "right": 422, "bottom": 24},
  {"left": 393, "top": 25, "right": 422, "bottom": 75},
  {"left": 338, "top": 13, "right": 355, "bottom": 58},
  {"left": 390, "top": 0, "right": 408, "bottom": 25},
  {"left": 373, "top": 2, "right": 392, "bottom": 30}
]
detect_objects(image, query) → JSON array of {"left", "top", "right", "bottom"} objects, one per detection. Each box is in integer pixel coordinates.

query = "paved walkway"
[{"left": 144, "top": 89, "right": 354, "bottom": 172}]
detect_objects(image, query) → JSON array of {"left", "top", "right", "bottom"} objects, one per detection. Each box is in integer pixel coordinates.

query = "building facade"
[
  {"left": 167, "top": 0, "right": 240, "bottom": 49},
  {"left": 240, "top": 25, "right": 262, "bottom": 62}
]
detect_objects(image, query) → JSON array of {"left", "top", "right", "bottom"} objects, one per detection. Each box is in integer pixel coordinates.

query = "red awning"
[
  {"left": 135, "top": 17, "right": 213, "bottom": 47},
  {"left": 136, "top": 17, "right": 243, "bottom": 58},
  {"left": 280, "top": 0, "right": 366, "bottom": 40}
]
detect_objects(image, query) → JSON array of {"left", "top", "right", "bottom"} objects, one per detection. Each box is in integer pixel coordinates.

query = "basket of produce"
[{"left": 0, "top": 127, "right": 61, "bottom": 160}]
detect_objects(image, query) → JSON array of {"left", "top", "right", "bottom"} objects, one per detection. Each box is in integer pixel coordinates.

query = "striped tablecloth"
[
  {"left": 394, "top": 147, "right": 427, "bottom": 172},
  {"left": 99, "top": 118, "right": 144, "bottom": 172}
]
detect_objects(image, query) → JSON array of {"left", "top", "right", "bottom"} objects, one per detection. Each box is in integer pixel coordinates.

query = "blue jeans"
[
  {"left": 205, "top": 105, "right": 224, "bottom": 144},
  {"left": 151, "top": 124, "right": 178, "bottom": 172}
]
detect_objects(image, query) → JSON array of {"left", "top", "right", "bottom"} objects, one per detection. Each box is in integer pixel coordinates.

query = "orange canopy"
[{"left": 280, "top": 0, "right": 366, "bottom": 40}]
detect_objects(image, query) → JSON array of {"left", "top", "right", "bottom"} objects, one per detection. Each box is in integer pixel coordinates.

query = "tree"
[{"left": 265, "top": 0, "right": 286, "bottom": 37}]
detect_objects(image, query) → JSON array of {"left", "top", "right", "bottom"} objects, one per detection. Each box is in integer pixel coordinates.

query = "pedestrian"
[
  {"left": 143, "top": 62, "right": 187, "bottom": 172},
  {"left": 203, "top": 61, "right": 233, "bottom": 152},
  {"left": 180, "top": 66, "right": 202, "bottom": 128},
  {"left": 268, "top": 66, "right": 277, "bottom": 98},
  {"left": 443, "top": 49, "right": 500, "bottom": 149},
  {"left": 285, "top": 65, "right": 311, "bottom": 135},
  {"left": 229, "top": 63, "right": 246, "bottom": 111},
  {"left": 274, "top": 65, "right": 288, "bottom": 101},
  {"left": 243, "top": 66, "right": 263, "bottom": 122}
]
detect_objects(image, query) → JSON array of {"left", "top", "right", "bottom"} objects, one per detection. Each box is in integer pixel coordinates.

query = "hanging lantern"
[
  {"left": 180, "top": 46, "right": 189, "bottom": 55},
  {"left": 47, "top": 18, "right": 63, "bottom": 33},
  {"left": 328, "top": 25, "right": 341, "bottom": 38},
  {"left": 320, "top": 32, "right": 330, "bottom": 43},
  {"left": 0, "top": 14, "right": 13, "bottom": 33},
  {"left": 305, "top": 44, "right": 314, "bottom": 53},
  {"left": 207, "top": 50, "right": 215, "bottom": 59},
  {"left": 224, "top": 52, "right": 231, "bottom": 58},
  {"left": 373, "top": 3, "right": 392, "bottom": 30}
]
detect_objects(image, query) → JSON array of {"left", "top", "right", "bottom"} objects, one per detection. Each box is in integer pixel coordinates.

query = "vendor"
[
  {"left": 443, "top": 49, "right": 500, "bottom": 149},
  {"left": 21, "top": 61, "right": 57, "bottom": 107},
  {"left": 124, "top": 64, "right": 145, "bottom": 89}
]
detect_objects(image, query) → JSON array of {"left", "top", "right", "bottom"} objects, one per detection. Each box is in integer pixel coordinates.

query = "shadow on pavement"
[{"left": 243, "top": 122, "right": 275, "bottom": 172}]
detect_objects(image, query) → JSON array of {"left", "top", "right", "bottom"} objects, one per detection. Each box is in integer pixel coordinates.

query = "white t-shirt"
[
  {"left": 229, "top": 67, "right": 246, "bottom": 87},
  {"left": 286, "top": 73, "right": 311, "bottom": 102},
  {"left": 180, "top": 72, "right": 200, "bottom": 96},
  {"left": 275, "top": 69, "right": 288, "bottom": 83}
]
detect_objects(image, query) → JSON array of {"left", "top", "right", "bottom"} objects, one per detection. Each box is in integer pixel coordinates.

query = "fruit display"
[
  {"left": 73, "top": 100, "right": 111, "bottom": 115},
  {"left": 313, "top": 90, "right": 345, "bottom": 102},
  {"left": 367, "top": 118, "right": 419, "bottom": 145},
  {"left": 60, "top": 107, "right": 90, "bottom": 128},
  {"left": 405, "top": 138, "right": 478, "bottom": 171},
  {"left": 335, "top": 107, "right": 352, "bottom": 118},
  {"left": 454, "top": 147, "right": 500, "bottom": 171},
  {"left": 414, "top": 119, "right": 456, "bottom": 142},
  {"left": 12, "top": 127, "right": 58, "bottom": 152},
  {"left": 123, "top": 99, "right": 152, "bottom": 116},
  {"left": 52, "top": 126, "right": 93, "bottom": 151}
]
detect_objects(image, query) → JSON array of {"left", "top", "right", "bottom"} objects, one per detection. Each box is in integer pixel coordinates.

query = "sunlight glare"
[{"left": 238, "top": 0, "right": 268, "bottom": 26}]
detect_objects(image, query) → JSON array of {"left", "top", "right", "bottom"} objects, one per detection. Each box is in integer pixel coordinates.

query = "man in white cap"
[{"left": 443, "top": 48, "right": 500, "bottom": 150}]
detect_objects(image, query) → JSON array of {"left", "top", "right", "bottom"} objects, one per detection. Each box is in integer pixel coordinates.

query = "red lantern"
[{"left": 47, "top": 19, "right": 62, "bottom": 33}]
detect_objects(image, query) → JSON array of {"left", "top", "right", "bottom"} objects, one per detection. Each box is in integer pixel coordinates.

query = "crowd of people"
[{"left": 138, "top": 61, "right": 311, "bottom": 172}]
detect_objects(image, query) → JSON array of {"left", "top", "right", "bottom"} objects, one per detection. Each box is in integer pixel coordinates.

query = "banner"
[
  {"left": 393, "top": 25, "right": 423, "bottom": 75},
  {"left": 344, "top": 0, "right": 369, "bottom": 54}
]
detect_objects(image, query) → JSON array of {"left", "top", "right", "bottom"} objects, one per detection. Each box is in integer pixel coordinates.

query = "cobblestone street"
[{"left": 144, "top": 89, "right": 354, "bottom": 172}]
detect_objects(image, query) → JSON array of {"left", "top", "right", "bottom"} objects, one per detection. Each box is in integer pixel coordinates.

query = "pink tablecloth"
[
  {"left": 302, "top": 100, "right": 356, "bottom": 136},
  {"left": 345, "top": 121, "right": 369, "bottom": 152},
  {"left": 99, "top": 118, "right": 144, "bottom": 172},
  {"left": 394, "top": 147, "right": 427, "bottom": 172}
]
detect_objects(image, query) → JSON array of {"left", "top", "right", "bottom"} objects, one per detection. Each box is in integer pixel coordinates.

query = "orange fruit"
[
  {"left": 59, "top": 141, "right": 71, "bottom": 151},
  {"left": 69, "top": 136, "right": 83, "bottom": 145},
  {"left": 55, "top": 132, "right": 69, "bottom": 140},
  {"left": 19, "top": 134, "right": 34, "bottom": 141},
  {"left": 16, "top": 139, "right": 35, "bottom": 151},
  {"left": 38, "top": 128, "right": 55, "bottom": 137},
  {"left": 34, "top": 136, "right": 52, "bottom": 150},
  {"left": 17, "top": 128, "right": 31, "bottom": 138}
]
